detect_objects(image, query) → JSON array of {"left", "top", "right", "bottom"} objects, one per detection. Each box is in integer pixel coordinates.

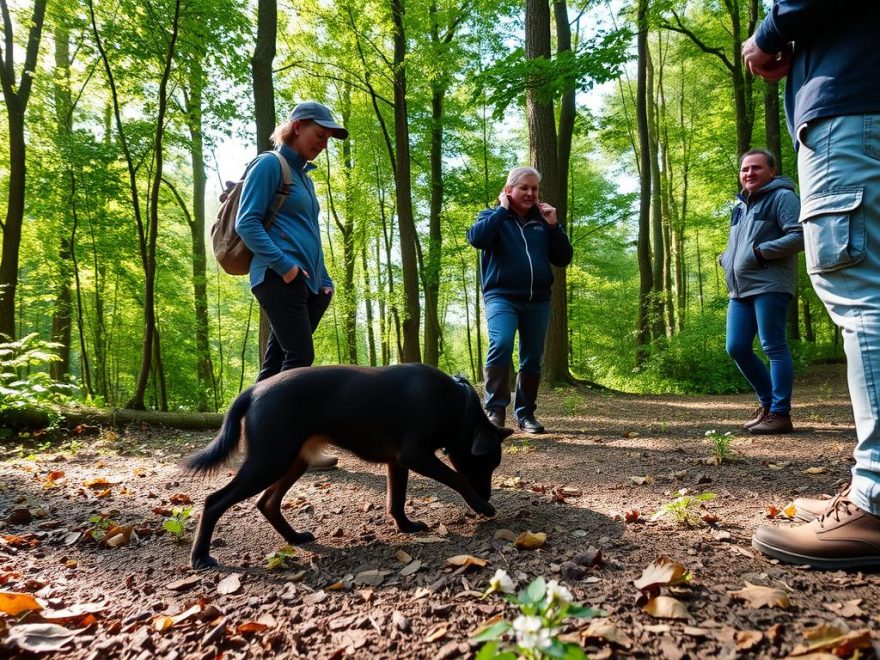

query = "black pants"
[{"left": 252, "top": 270, "right": 332, "bottom": 382}]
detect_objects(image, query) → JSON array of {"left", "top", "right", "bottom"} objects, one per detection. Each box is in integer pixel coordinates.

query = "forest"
[{"left": 0, "top": 0, "right": 842, "bottom": 416}]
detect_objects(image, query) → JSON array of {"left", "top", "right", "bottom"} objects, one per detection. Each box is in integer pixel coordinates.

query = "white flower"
[
  {"left": 704, "top": 430, "right": 716, "bottom": 437},
  {"left": 487, "top": 568, "right": 515, "bottom": 594},
  {"left": 512, "top": 615, "right": 555, "bottom": 651},
  {"left": 545, "top": 579, "right": 573, "bottom": 605}
]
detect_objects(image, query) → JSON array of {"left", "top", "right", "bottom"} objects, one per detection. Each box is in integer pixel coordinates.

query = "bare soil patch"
[{"left": 1, "top": 362, "right": 878, "bottom": 658}]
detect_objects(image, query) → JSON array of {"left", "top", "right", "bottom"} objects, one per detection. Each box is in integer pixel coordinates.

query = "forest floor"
[{"left": 1, "top": 362, "right": 878, "bottom": 659}]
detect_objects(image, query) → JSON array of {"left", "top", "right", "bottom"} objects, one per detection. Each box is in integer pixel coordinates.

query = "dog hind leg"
[
  {"left": 256, "top": 456, "right": 315, "bottom": 544},
  {"left": 190, "top": 458, "right": 290, "bottom": 569},
  {"left": 386, "top": 464, "right": 428, "bottom": 532}
]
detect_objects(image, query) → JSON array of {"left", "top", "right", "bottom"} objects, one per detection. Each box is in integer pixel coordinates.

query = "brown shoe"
[
  {"left": 752, "top": 496, "right": 880, "bottom": 569},
  {"left": 486, "top": 408, "right": 505, "bottom": 428},
  {"left": 749, "top": 412, "right": 793, "bottom": 435},
  {"left": 742, "top": 405, "right": 769, "bottom": 430},
  {"left": 793, "top": 483, "right": 849, "bottom": 523},
  {"left": 306, "top": 452, "right": 338, "bottom": 472}
]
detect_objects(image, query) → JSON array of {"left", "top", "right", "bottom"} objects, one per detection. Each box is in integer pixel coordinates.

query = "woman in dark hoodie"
[{"left": 467, "top": 167, "right": 573, "bottom": 434}]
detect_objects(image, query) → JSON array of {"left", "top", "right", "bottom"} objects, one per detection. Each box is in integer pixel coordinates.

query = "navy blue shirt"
[{"left": 755, "top": 0, "right": 880, "bottom": 142}]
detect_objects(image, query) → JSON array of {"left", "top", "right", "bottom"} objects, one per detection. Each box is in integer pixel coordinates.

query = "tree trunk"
[
  {"left": 764, "top": 80, "right": 782, "bottom": 172},
  {"left": 525, "top": 0, "right": 564, "bottom": 383},
  {"left": 646, "top": 44, "right": 666, "bottom": 340},
  {"left": 390, "top": 0, "right": 422, "bottom": 363},
  {"left": 339, "top": 87, "right": 358, "bottom": 363},
  {"left": 361, "top": 242, "right": 377, "bottom": 366},
  {"left": 0, "top": 0, "right": 48, "bottom": 341},
  {"left": 635, "top": 0, "right": 654, "bottom": 364}
]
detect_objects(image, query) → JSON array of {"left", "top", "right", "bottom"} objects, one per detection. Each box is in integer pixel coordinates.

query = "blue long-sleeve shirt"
[
  {"left": 467, "top": 205, "right": 573, "bottom": 302},
  {"left": 235, "top": 144, "right": 332, "bottom": 293},
  {"left": 754, "top": 0, "right": 880, "bottom": 142}
]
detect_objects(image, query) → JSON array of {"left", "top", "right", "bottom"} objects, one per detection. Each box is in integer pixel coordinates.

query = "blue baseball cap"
[{"left": 288, "top": 101, "right": 348, "bottom": 139}]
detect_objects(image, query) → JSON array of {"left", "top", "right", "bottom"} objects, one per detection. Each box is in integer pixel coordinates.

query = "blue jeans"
[
  {"left": 484, "top": 295, "right": 551, "bottom": 416},
  {"left": 726, "top": 293, "right": 794, "bottom": 414},
  {"left": 798, "top": 113, "right": 880, "bottom": 515}
]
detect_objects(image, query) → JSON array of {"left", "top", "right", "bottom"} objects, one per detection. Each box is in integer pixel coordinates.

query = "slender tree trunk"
[
  {"left": 0, "top": 0, "right": 48, "bottom": 340},
  {"left": 635, "top": 0, "right": 654, "bottom": 364},
  {"left": 339, "top": 87, "right": 358, "bottom": 363},
  {"left": 361, "top": 242, "right": 377, "bottom": 366},
  {"left": 389, "top": 0, "right": 422, "bottom": 363},
  {"left": 646, "top": 45, "right": 666, "bottom": 340}
]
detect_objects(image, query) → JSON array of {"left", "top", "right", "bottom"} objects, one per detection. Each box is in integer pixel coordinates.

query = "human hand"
[
  {"left": 282, "top": 265, "right": 309, "bottom": 283},
  {"left": 497, "top": 191, "right": 510, "bottom": 209},
  {"left": 537, "top": 202, "right": 557, "bottom": 226},
  {"left": 321, "top": 286, "right": 333, "bottom": 295},
  {"left": 742, "top": 36, "right": 791, "bottom": 82}
]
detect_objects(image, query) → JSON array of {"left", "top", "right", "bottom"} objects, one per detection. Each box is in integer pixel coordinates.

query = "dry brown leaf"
[
  {"left": 630, "top": 475, "right": 653, "bottom": 485},
  {"left": 354, "top": 570, "right": 386, "bottom": 587},
  {"left": 237, "top": 621, "right": 268, "bottom": 635},
  {"left": 766, "top": 505, "right": 780, "bottom": 518},
  {"left": 727, "top": 582, "right": 791, "bottom": 610},
  {"left": 103, "top": 525, "right": 133, "bottom": 548},
  {"left": 153, "top": 604, "right": 201, "bottom": 632},
  {"left": 217, "top": 573, "right": 241, "bottom": 595},
  {"left": 399, "top": 560, "right": 422, "bottom": 576},
  {"left": 4, "top": 623, "right": 79, "bottom": 653},
  {"left": 641, "top": 596, "right": 690, "bottom": 620},
  {"left": 823, "top": 599, "right": 865, "bottom": 618},
  {"left": 735, "top": 630, "right": 763, "bottom": 651},
  {"left": 0, "top": 591, "right": 43, "bottom": 616},
  {"left": 581, "top": 618, "right": 633, "bottom": 648},
  {"left": 624, "top": 510, "right": 641, "bottom": 523},
  {"left": 40, "top": 602, "right": 105, "bottom": 624},
  {"left": 83, "top": 478, "right": 112, "bottom": 489},
  {"left": 395, "top": 550, "right": 412, "bottom": 563},
  {"left": 633, "top": 556, "right": 690, "bottom": 593},
  {"left": 445, "top": 554, "right": 488, "bottom": 569},
  {"left": 790, "top": 625, "right": 872, "bottom": 657},
  {"left": 169, "top": 493, "right": 192, "bottom": 504},
  {"left": 425, "top": 624, "right": 447, "bottom": 642},
  {"left": 803, "top": 466, "right": 828, "bottom": 475},
  {"left": 514, "top": 531, "right": 546, "bottom": 550}
]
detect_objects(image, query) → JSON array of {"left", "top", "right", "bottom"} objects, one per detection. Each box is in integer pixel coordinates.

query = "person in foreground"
[
  {"left": 745, "top": 1, "right": 880, "bottom": 568},
  {"left": 720, "top": 148, "right": 803, "bottom": 435},
  {"left": 236, "top": 101, "right": 347, "bottom": 470},
  {"left": 467, "top": 167, "right": 573, "bottom": 434}
]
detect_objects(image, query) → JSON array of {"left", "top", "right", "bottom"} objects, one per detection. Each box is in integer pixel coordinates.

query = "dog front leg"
[
  {"left": 402, "top": 453, "right": 495, "bottom": 518},
  {"left": 387, "top": 464, "right": 428, "bottom": 533},
  {"left": 256, "top": 457, "right": 315, "bottom": 545}
]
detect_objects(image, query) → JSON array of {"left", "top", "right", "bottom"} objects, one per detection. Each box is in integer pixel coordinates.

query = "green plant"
[
  {"left": 266, "top": 545, "right": 297, "bottom": 570},
  {"left": 704, "top": 429, "right": 735, "bottom": 464},
  {"left": 86, "top": 514, "right": 115, "bottom": 542},
  {"left": 0, "top": 334, "right": 75, "bottom": 428},
  {"left": 504, "top": 438, "right": 535, "bottom": 455},
  {"left": 162, "top": 507, "right": 192, "bottom": 542},
  {"left": 474, "top": 571, "right": 603, "bottom": 659},
  {"left": 651, "top": 490, "right": 717, "bottom": 526}
]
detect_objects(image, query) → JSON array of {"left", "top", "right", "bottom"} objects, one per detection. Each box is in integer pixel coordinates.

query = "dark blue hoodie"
[
  {"left": 467, "top": 205, "right": 573, "bottom": 302},
  {"left": 755, "top": 0, "right": 880, "bottom": 142}
]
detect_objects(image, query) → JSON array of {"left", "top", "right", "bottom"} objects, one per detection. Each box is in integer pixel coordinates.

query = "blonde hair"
[
  {"left": 269, "top": 119, "right": 314, "bottom": 149},
  {"left": 506, "top": 166, "right": 541, "bottom": 187}
]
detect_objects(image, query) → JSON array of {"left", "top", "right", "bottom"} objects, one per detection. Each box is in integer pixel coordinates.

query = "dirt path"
[{"left": 1, "top": 363, "right": 877, "bottom": 659}]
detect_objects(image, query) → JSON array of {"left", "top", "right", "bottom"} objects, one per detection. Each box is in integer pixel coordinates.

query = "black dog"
[{"left": 186, "top": 364, "right": 513, "bottom": 569}]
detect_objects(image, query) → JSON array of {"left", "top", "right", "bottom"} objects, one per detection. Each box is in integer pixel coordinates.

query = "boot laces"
[{"left": 818, "top": 484, "right": 854, "bottom": 527}]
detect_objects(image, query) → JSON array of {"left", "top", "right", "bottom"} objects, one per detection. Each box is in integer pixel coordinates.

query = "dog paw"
[
  {"left": 284, "top": 531, "right": 315, "bottom": 544},
  {"left": 474, "top": 500, "right": 496, "bottom": 517},
  {"left": 396, "top": 519, "right": 429, "bottom": 533},
  {"left": 192, "top": 555, "right": 219, "bottom": 570}
]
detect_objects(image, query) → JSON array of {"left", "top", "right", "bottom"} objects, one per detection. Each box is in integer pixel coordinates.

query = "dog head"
[{"left": 448, "top": 376, "right": 514, "bottom": 501}]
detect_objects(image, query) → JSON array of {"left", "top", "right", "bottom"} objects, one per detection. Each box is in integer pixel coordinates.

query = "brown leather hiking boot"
[
  {"left": 752, "top": 496, "right": 880, "bottom": 569},
  {"left": 749, "top": 412, "right": 793, "bottom": 435},
  {"left": 793, "top": 484, "right": 850, "bottom": 523},
  {"left": 486, "top": 408, "right": 506, "bottom": 428},
  {"left": 742, "top": 405, "right": 769, "bottom": 430}
]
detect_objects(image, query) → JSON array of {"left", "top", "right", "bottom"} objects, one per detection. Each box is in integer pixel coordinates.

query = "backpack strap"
[{"left": 263, "top": 150, "right": 293, "bottom": 230}]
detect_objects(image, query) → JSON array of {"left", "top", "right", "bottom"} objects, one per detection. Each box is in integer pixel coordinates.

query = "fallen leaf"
[
  {"left": 735, "top": 630, "right": 763, "bottom": 651},
  {"left": 411, "top": 536, "right": 446, "bottom": 543},
  {"left": 445, "top": 555, "right": 488, "bottom": 570},
  {"left": 0, "top": 591, "right": 43, "bottom": 616},
  {"left": 823, "top": 599, "right": 865, "bottom": 618},
  {"left": 494, "top": 529, "right": 516, "bottom": 542},
  {"left": 399, "top": 560, "right": 422, "bottom": 576},
  {"left": 169, "top": 493, "right": 192, "bottom": 505},
  {"left": 354, "top": 570, "right": 386, "bottom": 587},
  {"left": 514, "top": 531, "right": 546, "bottom": 550},
  {"left": 166, "top": 575, "right": 201, "bottom": 591},
  {"left": 642, "top": 596, "right": 690, "bottom": 620},
  {"left": 41, "top": 602, "right": 106, "bottom": 624},
  {"left": 782, "top": 503, "right": 797, "bottom": 518},
  {"left": 630, "top": 475, "right": 653, "bottom": 486},
  {"left": 217, "top": 573, "right": 241, "bottom": 595},
  {"left": 581, "top": 618, "right": 633, "bottom": 648},
  {"left": 766, "top": 505, "right": 780, "bottom": 518},
  {"left": 728, "top": 582, "right": 791, "bottom": 610},
  {"left": 633, "top": 557, "right": 690, "bottom": 594},
  {"left": 84, "top": 478, "right": 112, "bottom": 489},
  {"left": 154, "top": 604, "right": 201, "bottom": 632},
  {"left": 3, "top": 534, "right": 39, "bottom": 548},
  {"left": 436, "top": 524, "right": 449, "bottom": 537},
  {"left": 803, "top": 466, "right": 827, "bottom": 475},
  {"left": 237, "top": 621, "right": 268, "bottom": 635},
  {"left": 395, "top": 550, "right": 412, "bottom": 563},
  {"left": 624, "top": 510, "right": 641, "bottom": 523},
  {"left": 790, "top": 625, "right": 872, "bottom": 657},
  {"left": 103, "top": 525, "right": 133, "bottom": 548},
  {"left": 425, "top": 624, "right": 447, "bottom": 642},
  {"left": 5, "top": 623, "right": 79, "bottom": 653}
]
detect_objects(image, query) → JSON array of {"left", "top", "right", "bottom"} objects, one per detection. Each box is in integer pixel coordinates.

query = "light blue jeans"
[
  {"left": 798, "top": 113, "right": 880, "bottom": 515},
  {"left": 726, "top": 293, "right": 794, "bottom": 415}
]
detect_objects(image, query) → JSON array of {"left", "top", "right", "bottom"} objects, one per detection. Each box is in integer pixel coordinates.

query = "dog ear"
[
  {"left": 497, "top": 427, "right": 515, "bottom": 441},
  {"left": 471, "top": 426, "right": 501, "bottom": 456}
]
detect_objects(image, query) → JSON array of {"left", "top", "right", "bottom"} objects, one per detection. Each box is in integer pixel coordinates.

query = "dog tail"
[{"left": 185, "top": 388, "right": 253, "bottom": 474}]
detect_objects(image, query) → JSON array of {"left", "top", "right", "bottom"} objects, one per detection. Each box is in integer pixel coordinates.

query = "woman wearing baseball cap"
[{"left": 235, "top": 101, "right": 347, "bottom": 469}]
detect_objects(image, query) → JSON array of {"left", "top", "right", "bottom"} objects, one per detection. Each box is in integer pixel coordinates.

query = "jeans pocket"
[
  {"left": 864, "top": 115, "right": 880, "bottom": 161},
  {"left": 800, "top": 188, "right": 866, "bottom": 274}
]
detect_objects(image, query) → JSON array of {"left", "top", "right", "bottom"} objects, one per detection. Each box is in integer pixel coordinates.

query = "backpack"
[{"left": 211, "top": 150, "right": 293, "bottom": 276}]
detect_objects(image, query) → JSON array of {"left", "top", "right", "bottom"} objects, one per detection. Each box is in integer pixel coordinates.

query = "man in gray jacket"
[{"left": 720, "top": 148, "right": 804, "bottom": 434}]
